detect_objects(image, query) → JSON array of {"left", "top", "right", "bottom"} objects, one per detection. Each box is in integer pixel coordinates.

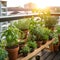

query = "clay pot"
[
  {"left": 6, "top": 46, "right": 19, "bottom": 60},
  {"left": 22, "top": 29, "right": 28, "bottom": 39},
  {"left": 49, "top": 43, "right": 59, "bottom": 52},
  {"left": 54, "top": 44, "right": 59, "bottom": 51},
  {"left": 49, "top": 44, "right": 55, "bottom": 52}
]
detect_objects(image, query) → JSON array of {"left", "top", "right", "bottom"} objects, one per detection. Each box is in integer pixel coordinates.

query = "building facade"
[{"left": 0, "top": 0, "right": 8, "bottom": 39}]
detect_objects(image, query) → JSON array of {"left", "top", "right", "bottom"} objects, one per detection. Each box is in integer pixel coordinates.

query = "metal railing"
[{"left": 0, "top": 13, "right": 60, "bottom": 22}]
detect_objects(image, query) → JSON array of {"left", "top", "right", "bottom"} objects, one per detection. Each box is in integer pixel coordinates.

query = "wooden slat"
[
  {"left": 40, "top": 49, "right": 48, "bottom": 56},
  {"left": 45, "top": 52, "right": 57, "bottom": 60},
  {"left": 17, "top": 38, "right": 55, "bottom": 60},
  {"left": 40, "top": 50, "right": 51, "bottom": 60},
  {"left": 53, "top": 52, "right": 60, "bottom": 60}
]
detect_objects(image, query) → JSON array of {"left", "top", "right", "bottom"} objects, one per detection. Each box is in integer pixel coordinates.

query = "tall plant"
[{"left": 1, "top": 25, "right": 19, "bottom": 47}]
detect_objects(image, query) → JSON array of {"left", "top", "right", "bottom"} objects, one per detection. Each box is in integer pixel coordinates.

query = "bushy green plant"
[
  {"left": 45, "top": 16, "right": 58, "bottom": 28},
  {"left": 0, "top": 40, "right": 6, "bottom": 49},
  {"left": 14, "top": 18, "right": 31, "bottom": 30},
  {"left": 1, "top": 25, "right": 19, "bottom": 47},
  {"left": 0, "top": 48, "right": 8, "bottom": 60},
  {"left": 27, "top": 34, "right": 37, "bottom": 41},
  {"left": 29, "top": 25, "right": 51, "bottom": 41},
  {"left": 43, "top": 28, "right": 51, "bottom": 40},
  {"left": 20, "top": 45, "right": 30, "bottom": 54},
  {"left": 27, "top": 41, "right": 37, "bottom": 49},
  {"left": 56, "top": 25, "right": 60, "bottom": 34},
  {"left": 52, "top": 31, "right": 59, "bottom": 45},
  {"left": 19, "top": 30, "right": 26, "bottom": 39},
  {"left": 19, "top": 40, "right": 25, "bottom": 45}
]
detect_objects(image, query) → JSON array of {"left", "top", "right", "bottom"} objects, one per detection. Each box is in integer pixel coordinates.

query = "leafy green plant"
[
  {"left": 0, "top": 48, "right": 8, "bottom": 60},
  {"left": 45, "top": 16, "right": 58, "bottom": 28},
  {"left": 14, "top": 18, "right": 31, "bottom": 30},
  {"left": 20, "top": 45, "right": 30, "bottom": 56},
  {"left": 56, "top": 25, "right": 60, "bottom": 34},
  {"left": 29, "top": 25, "right": 51, "bottom": 41},
  {"left": 43, "top": 28, "right": 51, "bottom": 40},
  {"left": 19, "top": 30, "right": 26, "bottom": 39},
  {"left": 27, "top": 41, "right": 37, "bottom": 49},
  {"left": 52, "top": 31, "right": 59, "bottom": 45},
  {"left": 19, "top": 40, "right": 25, "bottom": 45},
  {"left": 0, "top": 40, "right": 6, "bottom": 49},
  {"left": 1, "top": 25, "right": 19, "bottom": 47}
]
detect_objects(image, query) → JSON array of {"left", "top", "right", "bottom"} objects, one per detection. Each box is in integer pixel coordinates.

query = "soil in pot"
[
  {"left": 49, "top": 35, "right": 53, "bottom": 40},
  {"left": 30, "top": 48, "right": 34, "bottom": 53},
  {"left": 6, "top": 45, "right": 19, "bottom": 60},
  {"left": 36, "top": 41, "right": 43, "bottom": 48},
  {"left": 22, "top": 52, "right": 28, "bottom": 57}
]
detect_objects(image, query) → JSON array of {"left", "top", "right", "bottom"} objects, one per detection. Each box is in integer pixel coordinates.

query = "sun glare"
[
  {"left": 36, "top": 0, "right": 49, "bottom": 9},
  {"left": 37, "top": 4, "right": 48, "bottom": 9}
]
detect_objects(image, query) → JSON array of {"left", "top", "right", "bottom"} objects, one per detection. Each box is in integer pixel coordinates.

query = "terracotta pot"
[
  {"left": 6, "top": 46, "right": 19, "bottom": 60},
  {"left": 46, "top": 26, "right": 55, "bottom": 31},
  {"left": 54, "top": 44, "right": 59, "bottom": 51},
  {"left": 49, "top": 43, "right": 59, "bottom": 52},
  {"left": 36, "top": 41, "right": 43, "bottom": 48},
  {"left": 49, "top": 44, "right": 55, "bottom": 52},
  {"left": 23, "top": 29, "right": 28, "bottom": 39}
]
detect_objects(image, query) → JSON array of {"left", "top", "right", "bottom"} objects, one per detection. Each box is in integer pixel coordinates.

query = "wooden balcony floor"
[{"left": 31, "top": 49, "right": 60, "bottom": 60}]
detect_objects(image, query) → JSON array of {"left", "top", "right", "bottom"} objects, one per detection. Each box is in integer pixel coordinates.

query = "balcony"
[{"left": 0, "top": 13, "right": 60, "bottom": 60}]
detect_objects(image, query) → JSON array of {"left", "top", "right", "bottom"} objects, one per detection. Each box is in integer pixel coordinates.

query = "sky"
[{"left": 7, "top": 0, "right": 60, "bottom": 8}]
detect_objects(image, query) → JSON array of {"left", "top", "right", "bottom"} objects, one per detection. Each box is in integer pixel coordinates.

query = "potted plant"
[
  {"left": 0, "top": 40, "right": 6, "bottom": 49},
  {"left": 29, "top": 25, "right": 51, "bottom": 47},
  {"left": 18, "top": 40, "right": 25, "bottom": 54},
  {"left": 14, "top": 19, "right": 31, "bottom": 39},
  {"left": 49, "top": 31, "right": 59, "bottom": 52},
  {"left": 1, "top": 25, "right": 19, "bottom": 60},
  {"left": 0, "top": 48, "right": 8, "bottom": 60},
  {"left": 20, "top": 45, "right": 30, "bottom": 57},
  {"left": 45, "top": 16, "right": 58, "bottom": 31},
  {"left": 27, "top": 40, "right": 37, "bottom": 52},
  {"left": 56, "top": 25, "right": 60, "bottom": 44}
]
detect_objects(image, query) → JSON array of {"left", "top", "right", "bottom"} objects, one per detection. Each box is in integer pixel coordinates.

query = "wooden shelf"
[{"left": 17, "top": 38, "right": 55, "bottom": 60}]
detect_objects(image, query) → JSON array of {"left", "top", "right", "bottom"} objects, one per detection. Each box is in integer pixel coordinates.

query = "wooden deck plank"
[
  {"left": 40, "top": 50, "right": 51, "bottom": 60},
  {"left": 45, "top": 52, "right": 58, "bottom": 60},
  {"left": 29, "top": 49, "right": 48, "bottom": 60},
  {"left": 39, "top": 49, "right": 48, "bottom": 56},
  {"left": 53, "top": 52, "right": 60, "bottom": 60}
]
